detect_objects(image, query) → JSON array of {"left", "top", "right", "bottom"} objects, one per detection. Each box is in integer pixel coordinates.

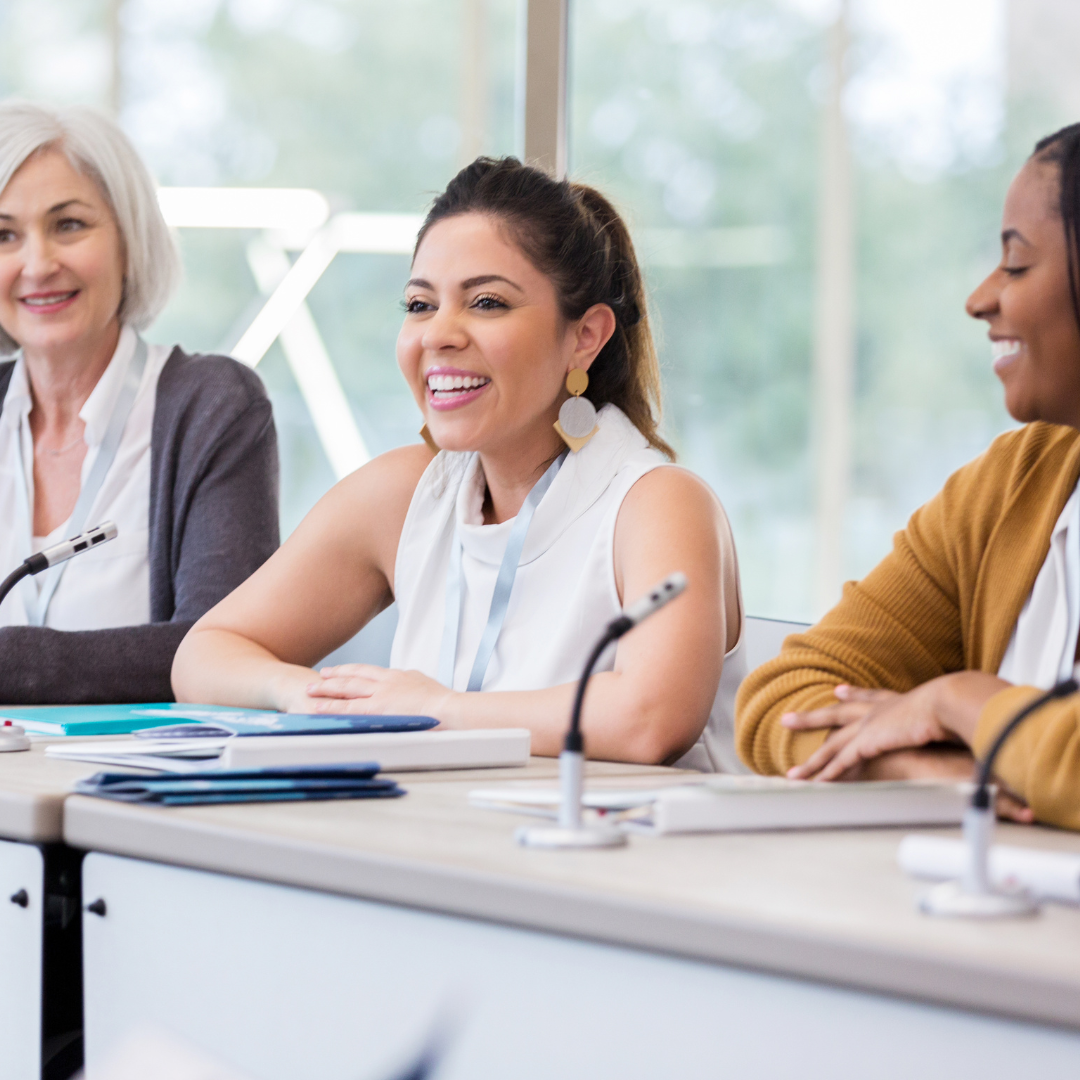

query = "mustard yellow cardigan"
[{"left": 735, "top": 422, "right": 1080, "bottom": 831}]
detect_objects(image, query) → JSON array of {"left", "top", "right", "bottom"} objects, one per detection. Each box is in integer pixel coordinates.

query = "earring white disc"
[{"left": 558, "top": 396, "right": 597, "bottom": 439}]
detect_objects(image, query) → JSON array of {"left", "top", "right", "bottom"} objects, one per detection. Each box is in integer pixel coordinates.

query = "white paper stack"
[
  {"left": 47, "top": 728, "right": 531, "bottom": 774},
  {"left": 898, "top": 834, "right": 1080, "bottom": 904}
]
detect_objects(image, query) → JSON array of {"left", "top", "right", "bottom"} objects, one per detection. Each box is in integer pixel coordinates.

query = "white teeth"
[
  {"left": 426, "top": 373, "right": 490, "bottom": 393},
  {"left": 21, "top": 292, "right": 76, "bottom": 307},
  {"left": 991, "top": 339, "right": 1021, "bottom": 362}
]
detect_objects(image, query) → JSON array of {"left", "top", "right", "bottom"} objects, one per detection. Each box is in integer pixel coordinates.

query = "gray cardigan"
[{"left": 0, "top": 347, "right": 279, "bottom": 703}]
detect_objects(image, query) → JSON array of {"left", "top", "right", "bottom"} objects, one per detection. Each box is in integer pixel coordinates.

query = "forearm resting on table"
[
  {"left": 171, "top": 627, "right": 316, "bottom": 711},
  {"left": 443, "top": 669, "right": 703, "bottom": 763},
  {"left": 736, "top": 679, "right": 840, "bottom": 774},
  {"left": 974, "top": 685, "right": 1080, "bottom": 830}
]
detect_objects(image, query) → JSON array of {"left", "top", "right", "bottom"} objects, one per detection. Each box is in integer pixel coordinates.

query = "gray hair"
[{"left": 0, "top": 99, "right": 181, "bottom": 355}]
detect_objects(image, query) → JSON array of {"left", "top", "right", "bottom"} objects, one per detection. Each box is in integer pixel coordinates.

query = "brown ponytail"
[{"left": 415, "top": 157, "right": 674, "bottom": 459}]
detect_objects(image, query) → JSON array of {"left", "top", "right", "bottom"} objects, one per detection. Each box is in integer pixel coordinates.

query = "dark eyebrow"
[
  {"left": 461, "top": 274, "right": 523, "bottom": 292},
  {"left": 405, "top": 274, "right": 524, "bottom": 294},
  {"left": 1002, "top": 228, "right": 1032, "bottom": 246}
]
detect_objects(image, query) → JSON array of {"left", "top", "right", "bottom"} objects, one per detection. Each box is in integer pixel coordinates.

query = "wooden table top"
[
  {"left": 0, "top": 742, "right": 101, "bottom": 843},
  {"left": 0, "top": 744, "right": 658, "bottom": 843},
  {"left": 62, "top": 765, "right": 1080, "bottom": 1030}
]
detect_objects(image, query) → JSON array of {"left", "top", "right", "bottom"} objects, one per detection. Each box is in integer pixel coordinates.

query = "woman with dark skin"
[{"left": 736, "top": 125, "right": 1080, "bottom": 829}]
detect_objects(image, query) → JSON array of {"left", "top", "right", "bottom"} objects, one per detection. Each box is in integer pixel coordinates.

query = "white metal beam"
[
  {"left": 157, "top": 190, "right": 423, "bottom": 482},
  {"left": 232, "top": 228, "right": 339, "bottom": 367},
  {"left": 158, "top": 188, "right": 329, "bottom": 231},
  {"left": 245, "top": 238, "right": 370, "bottom": 479}
]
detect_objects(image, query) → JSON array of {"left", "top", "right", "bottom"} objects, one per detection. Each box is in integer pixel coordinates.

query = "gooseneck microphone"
[
  {"left": 920, "top": 664, "right": 1080, "bottom": 918},
  {"left": 0, "top": 522, "right": 119, "bottom": 610},
  {"left": 518, "top": 572, "right": 689, "bottom": 850}
]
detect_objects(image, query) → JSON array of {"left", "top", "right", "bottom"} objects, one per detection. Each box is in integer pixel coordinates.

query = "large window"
[
  {"left": 2, "top": 0, "right": 1079, "bottom": 623},
  {"left": 571, "top": 0, "right": 1078, "bottom": 620}
]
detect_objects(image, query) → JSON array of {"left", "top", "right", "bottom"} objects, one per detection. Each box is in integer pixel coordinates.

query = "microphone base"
[
  {"left": 0, "top": 733, "right": 30, "bottom": 753},
  {"left": 920, "top": 879, "right": 1039, "bottom": 918},
  {"left": 515, "top": 825, "right": 627, "bottom": 849}
]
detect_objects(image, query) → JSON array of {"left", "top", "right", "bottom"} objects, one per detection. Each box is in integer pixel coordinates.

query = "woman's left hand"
[
  {"left": 301, "top": 664, "right": 457, "bottom": 722},
  {"left": 782, "top": 672, "right": 1008, "bottom": 782}
]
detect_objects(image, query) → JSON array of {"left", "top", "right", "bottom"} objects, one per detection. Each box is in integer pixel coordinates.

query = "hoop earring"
[
  {"left": 420, "top": 425, "right": 439, "bottom": 452},
  {"left": 554, "top": 369, "right": 598, "bottom": 453}
]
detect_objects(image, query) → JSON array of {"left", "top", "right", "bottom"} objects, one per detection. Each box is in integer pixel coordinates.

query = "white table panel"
[
  {"left": 82, "top": 853, "right": 1080, "bottom": 1080},
  {"left": 0, "top": 838, "right": 43, "bottom": 1080}
]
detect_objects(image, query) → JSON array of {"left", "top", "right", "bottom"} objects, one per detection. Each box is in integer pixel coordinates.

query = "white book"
[
  {"left": 469, "top": 775, "right": 971, "bottom": 833},
  {"left": 47, "top": 728, "right": 531, "bottom": 774},
  {"left": 636, "top": 776, "right": 971, "bottom": 834},
  {"left": 220, "top": 729, "right": 530, "bottom": 771}
]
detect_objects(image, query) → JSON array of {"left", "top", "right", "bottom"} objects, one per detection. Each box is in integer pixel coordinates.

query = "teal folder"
[
  {"left": 0, "top": 703, "right": 439, "bottom": 738},
  {"left": 0, "top": 703, "right": 270, "bottom": 737}
]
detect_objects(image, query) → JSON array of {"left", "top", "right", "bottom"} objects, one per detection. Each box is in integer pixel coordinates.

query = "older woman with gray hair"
[{"left": 0, "top": 100, "right": 279, "bottom": 703}]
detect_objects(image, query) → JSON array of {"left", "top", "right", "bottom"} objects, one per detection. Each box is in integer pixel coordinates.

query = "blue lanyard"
[
  {"left": 438, "top": 452, "right": 566, "bottom": 691},
  {"left": 15, "top": 336, "right": 147, "bottom": 627}
]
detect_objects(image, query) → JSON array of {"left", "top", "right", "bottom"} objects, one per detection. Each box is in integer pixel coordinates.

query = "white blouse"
[
  {"left": 0, "top": 325, "right": 171, "bottom": 631},
  {"left": 390, "top": 404, "right": 747, "bottom": 772},
  {"left": 998, "top": 480, "right": 1080, "bottom": 688}
]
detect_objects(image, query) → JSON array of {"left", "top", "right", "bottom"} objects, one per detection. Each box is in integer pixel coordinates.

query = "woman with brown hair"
[
  {"left": 736, "top": 124, "right": 1080, "bottom": 830},
  {"left": 173, "top": 157, "right": 745, "bottom": 768}
]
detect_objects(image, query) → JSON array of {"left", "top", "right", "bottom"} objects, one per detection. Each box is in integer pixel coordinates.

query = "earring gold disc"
[{"left": 566, "top": 369, "right": 589, "bottom": 396}]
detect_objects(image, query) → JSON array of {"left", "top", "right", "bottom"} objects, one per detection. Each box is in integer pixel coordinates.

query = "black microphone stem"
[
  {"left": 566, "top": 616, "right": 631, "bottom": 751},
  {"left": 0, "top": 564, "right": 32, "bottom": 611},
  {"left": 973, "top": 676, "right": 1079, "bottom": 809}
]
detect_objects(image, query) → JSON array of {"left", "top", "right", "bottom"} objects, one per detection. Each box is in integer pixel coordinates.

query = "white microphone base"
[
  {"left": 919, "top": 879, "right": 1039, "bottom": 918},
  {"left": 515, "top": 825, "right": 627, "bottom": 849}
]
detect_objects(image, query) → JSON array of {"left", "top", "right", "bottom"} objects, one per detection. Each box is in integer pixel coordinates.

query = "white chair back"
[{"left": 742, "top": 615, "right": 811, "bottom": 672}]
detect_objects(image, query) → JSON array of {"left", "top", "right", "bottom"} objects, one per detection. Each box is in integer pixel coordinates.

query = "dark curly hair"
[
  {"left": 415, "top": 157, "right": 673, "bottom": 459},
  {"left": 1034, "top": 123, "right": 1080, "bottom": 331}
]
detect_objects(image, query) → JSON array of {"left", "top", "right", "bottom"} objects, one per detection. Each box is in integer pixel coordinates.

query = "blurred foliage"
[
  {"left": 572, "top": 0, "right": 1025, "bottom": 617},
  {"left": 1, "top": 0, "right": 1074, "bottom": 618}
]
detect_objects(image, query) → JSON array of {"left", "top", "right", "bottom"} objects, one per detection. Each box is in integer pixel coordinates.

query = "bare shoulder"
[
  {"left": 314, "top": 445, "right": 433, "bottom": 518},
  {"left": 618, "top": 465, "right": 725, "bottom": 530}
]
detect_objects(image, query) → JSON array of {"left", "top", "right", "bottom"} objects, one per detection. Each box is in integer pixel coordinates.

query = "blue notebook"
[
  {"left": 1, "top": 703, "right": 439, "bottom": 738},
  {"left": 74, "top": 764, "right": 406, "bottom": 806}
]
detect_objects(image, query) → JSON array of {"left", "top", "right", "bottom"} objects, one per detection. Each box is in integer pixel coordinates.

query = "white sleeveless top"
[{"left": 390, "top": 404, "right": 747, "bottom": 772}]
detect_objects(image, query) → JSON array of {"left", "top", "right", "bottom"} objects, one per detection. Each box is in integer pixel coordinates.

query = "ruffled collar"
[{"left": 450, "top": 405, "right": 656, "bottom": 567}]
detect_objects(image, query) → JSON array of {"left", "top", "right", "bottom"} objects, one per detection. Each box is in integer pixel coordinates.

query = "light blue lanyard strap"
[
  {"left": 17, "top": 336, "right": 147, "bottom": 627},
  {"left": 438, "top": 452, "right": 566, "bottom": 691}
]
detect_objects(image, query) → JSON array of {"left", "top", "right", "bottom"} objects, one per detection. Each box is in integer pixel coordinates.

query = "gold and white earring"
[
  {"left": 419, "top": 425, "right": 439, "bottom": 452},
  {"left": 554, "top": 369, "right": 598, "bottom": 453}
]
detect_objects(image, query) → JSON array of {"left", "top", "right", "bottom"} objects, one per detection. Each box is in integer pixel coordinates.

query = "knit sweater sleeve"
[
  {"left": 973, "top": 685, "right": 1080, "bottom": 830},
  {"left": 734, "top": 445, "right": 1001, "bottom": 776}
]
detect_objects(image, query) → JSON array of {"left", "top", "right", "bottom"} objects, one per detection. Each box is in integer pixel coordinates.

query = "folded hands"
[{"left": 780, "top": 672, "right": 1033, "bottom": 822}]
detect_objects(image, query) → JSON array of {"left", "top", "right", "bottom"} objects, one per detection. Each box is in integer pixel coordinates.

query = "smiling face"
[
  {"left": 398, "top": 212, "right": 603, "bottom": 459},
  {"left": 0, "top": 147, "right": 125, "bottom": 362},
  {"left": 966, "top": 156, "right": 1080, "bottom": 426}
]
